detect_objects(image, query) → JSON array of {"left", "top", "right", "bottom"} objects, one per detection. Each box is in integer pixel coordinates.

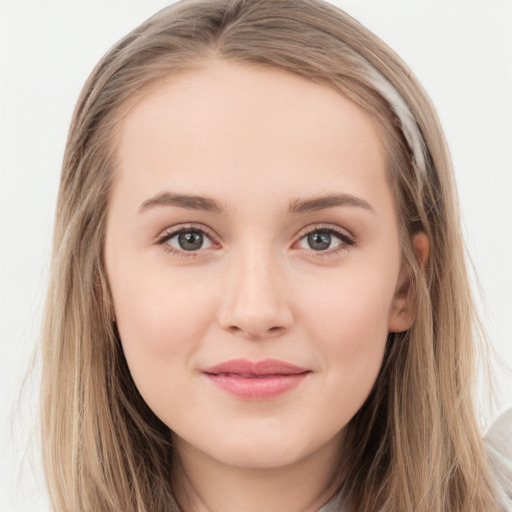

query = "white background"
[{"left": 1, "top": 1, "right": 511, "bottom": 510}]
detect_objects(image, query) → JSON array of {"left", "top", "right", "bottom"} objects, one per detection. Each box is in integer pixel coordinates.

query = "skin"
[{"left": 105, "top": 59, "right": 425, "bottom": 512}]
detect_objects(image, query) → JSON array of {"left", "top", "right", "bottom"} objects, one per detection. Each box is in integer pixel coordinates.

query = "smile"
[{"left": 203, "top": 358, "right": 311, "bottom": 400}]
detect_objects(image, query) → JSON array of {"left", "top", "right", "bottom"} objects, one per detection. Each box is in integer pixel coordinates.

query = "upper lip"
[{"left": 203, "top": 358, "right": 310, "bottom": 377}]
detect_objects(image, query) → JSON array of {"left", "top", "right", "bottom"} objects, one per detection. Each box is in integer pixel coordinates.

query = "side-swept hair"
[{"left": 41, "top": 1, "right": 497, "bottom": 510}]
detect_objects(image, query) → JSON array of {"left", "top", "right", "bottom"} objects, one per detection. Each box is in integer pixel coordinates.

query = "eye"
[
  {"left": 156, "top": 226, "right": 216, "bottom": 255},
  {"left": 295, "top": 225, "right": 354, "bottom": 254}
]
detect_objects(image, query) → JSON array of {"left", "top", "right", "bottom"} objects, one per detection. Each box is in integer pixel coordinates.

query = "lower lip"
[{"left": 205, "top": 373, "right": 309, "bottom": 400}]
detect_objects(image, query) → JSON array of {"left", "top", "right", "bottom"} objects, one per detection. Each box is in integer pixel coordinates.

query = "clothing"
[
  {"left": 317, "top": 407, "right": 512, "bottom": 512},
  {"left": 486, "top": 408, "right": 512, "bottom": 511}
]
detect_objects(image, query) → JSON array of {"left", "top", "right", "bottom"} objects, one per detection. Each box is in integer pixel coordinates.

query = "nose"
[{"left": 217, "top": 247, "right": 294, "bottom": 340}]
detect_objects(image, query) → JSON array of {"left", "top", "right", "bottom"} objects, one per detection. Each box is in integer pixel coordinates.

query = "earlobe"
[
  {"left": 387, "top": 268, "right": 415, "bottom": 333},
  {"left": 388, "top": 232, "right": 429, "bottom": 333},
  {"left": 413, "top": 231, "right": 430, "bottom": 271}
]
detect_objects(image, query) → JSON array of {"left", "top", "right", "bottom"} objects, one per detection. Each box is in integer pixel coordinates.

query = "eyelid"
[
  {"left": 154, "top": 222, "right": 355, "bottom": 258},
  {"left": 155, "top": 223, "right": 220, "bottom": 256},
  {"left": 295, "top": 223, "right": 354, "bottom": 240},
  {"left": 293, "top": 223, "right": 355, "bottom": 255}
]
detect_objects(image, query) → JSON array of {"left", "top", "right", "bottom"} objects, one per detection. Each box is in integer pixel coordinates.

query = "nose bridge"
[{"left": 218, "top": 240, "right": 293, "bottom": 338}]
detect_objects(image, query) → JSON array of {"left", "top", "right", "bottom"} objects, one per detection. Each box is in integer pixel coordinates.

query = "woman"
[{"left": 40, "top": 0, "right": 511, "bottom": 510}]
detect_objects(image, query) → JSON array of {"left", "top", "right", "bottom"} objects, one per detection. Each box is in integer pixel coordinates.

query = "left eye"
[
  {"left": 296, "top": 229, "right": 351, "bottom": 251},
  {"left": 162, "top": 229, "right": 214, "bottom": 252}
]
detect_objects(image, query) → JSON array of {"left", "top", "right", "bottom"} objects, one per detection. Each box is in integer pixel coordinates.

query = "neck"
[{"left": 171, "top": 434, "right": 345, "bottom": 512}]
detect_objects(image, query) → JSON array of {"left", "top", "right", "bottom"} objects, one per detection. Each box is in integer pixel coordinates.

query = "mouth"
[{"left": 202, "top": 358, "right": 311, "bottom": 400}]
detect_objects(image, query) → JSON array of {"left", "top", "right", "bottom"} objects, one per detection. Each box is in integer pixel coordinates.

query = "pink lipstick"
[{"left": 203, "top": 358, "right": 310, "bottom": 400}]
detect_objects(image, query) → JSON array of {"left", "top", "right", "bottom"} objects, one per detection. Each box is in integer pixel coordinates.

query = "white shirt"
[{"left": 486, "top": 408, "right": 512, "bottom": 511}]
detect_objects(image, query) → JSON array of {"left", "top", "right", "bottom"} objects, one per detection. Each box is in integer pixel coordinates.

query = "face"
[{"left": 105, "top": 60, "right": 413, "bottom": 471}]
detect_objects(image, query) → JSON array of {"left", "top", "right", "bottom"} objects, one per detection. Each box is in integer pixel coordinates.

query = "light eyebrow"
[
  {"left": 138, "top": 191, "right": 224, "bottom": 214},
  {"left": 288, "top": 193, "right": 374, "bottom": 214},
  {"left": 138, "top": 190, "right": 373, "bottom": 216}
]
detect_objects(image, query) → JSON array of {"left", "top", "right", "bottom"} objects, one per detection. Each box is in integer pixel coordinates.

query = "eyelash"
[
  {"left": 296, "top": 224, "right": 355, "bottom": 257},
  {"left": 155, "top": 224, "right": 218, "bottom": 259},
  {"left": 155, "top": 223, "right": 355, "bottom": 258}
]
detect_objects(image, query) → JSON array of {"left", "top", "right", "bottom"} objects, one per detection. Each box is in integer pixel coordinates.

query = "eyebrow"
[
  {"left": 138, "top": 191, "right": 374, "bottom": 215},
  {"left": 288, "top": 194, "right": 373, "bottom": 214},
  {"left": 139, "top": 191, "right": 223, "bottom": 213}
]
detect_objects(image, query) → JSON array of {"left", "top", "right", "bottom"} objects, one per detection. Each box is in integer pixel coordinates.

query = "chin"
[
  {"left": 198, "top": 423, "right": 341, "bottom": 470},
  {"left": 213, "top": 440, "right": 310, "bottom": 469}
]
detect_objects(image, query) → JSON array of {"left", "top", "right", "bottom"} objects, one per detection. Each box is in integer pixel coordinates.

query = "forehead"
[{"left": 113, "top": 59, "right": 391, "bottom": 216}]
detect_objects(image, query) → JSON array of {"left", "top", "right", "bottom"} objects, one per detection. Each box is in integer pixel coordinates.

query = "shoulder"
[{"left": 485, "top": 408, "right": 512, "bottom": 510}]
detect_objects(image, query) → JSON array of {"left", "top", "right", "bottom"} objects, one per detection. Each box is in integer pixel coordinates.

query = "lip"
[{"left": 203, "top": 358, "right": 311, "bottom": 400}]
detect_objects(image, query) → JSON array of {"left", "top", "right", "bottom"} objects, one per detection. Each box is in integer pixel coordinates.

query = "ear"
[{"left": 388, "top": 232, "right": 429, "bottom": 333}]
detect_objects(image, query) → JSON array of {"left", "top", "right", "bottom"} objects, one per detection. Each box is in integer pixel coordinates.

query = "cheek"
[
  {"left": 111, "top": 267, "right": 216, "bottom": 400},
  {"left": 298, "top": 265, "right": 394, "bottom": 404},
  {"left": 301, "top": 263, "right": 394, "bottom": 345},
  {"left": 114, "top": 263, "right": 214, "bottom": 346}
]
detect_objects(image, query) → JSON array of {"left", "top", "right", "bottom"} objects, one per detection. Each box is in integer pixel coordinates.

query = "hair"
[{"left": 40, "top": 0, "right": 499, "bottom": 511}]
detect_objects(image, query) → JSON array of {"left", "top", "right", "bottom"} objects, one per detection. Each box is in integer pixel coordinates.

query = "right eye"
[{"left": 156, "top": 226, "right": 216, "bottom": 256}]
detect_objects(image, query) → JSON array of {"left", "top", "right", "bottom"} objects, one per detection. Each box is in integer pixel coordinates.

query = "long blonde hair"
[{"left": 41, "top": 0, "right": 498, "bottom": 510}]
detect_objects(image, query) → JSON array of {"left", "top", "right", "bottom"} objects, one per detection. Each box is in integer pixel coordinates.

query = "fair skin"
[{"left": 105, "top": 59, "right": 424, "bottom": 512}]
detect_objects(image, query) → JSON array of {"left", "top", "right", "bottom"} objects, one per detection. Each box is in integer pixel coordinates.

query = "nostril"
[
  {"left": 224, "top": 323, "right": 286, "bottom": 339},
  {"left": 217, "top": 285, "right": 294, "bottom": 338}
]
